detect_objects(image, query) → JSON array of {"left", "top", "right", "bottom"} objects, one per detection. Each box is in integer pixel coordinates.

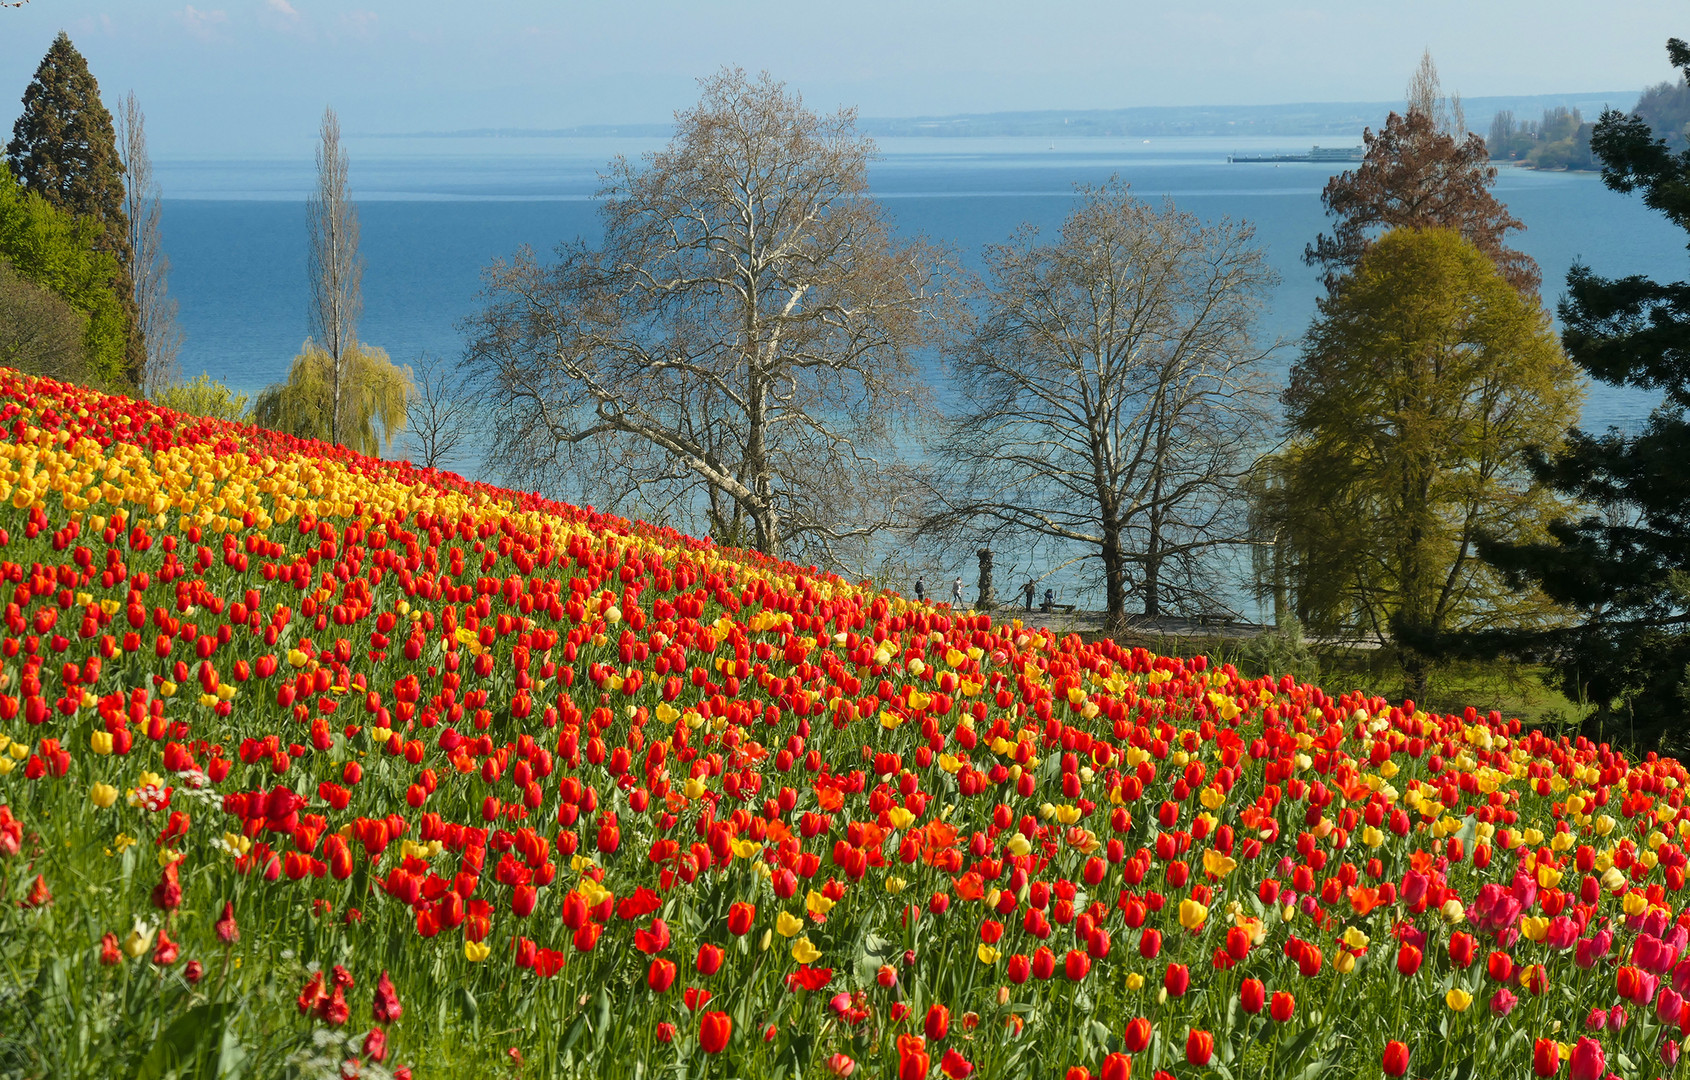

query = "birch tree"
[
  {"left": 922, "top": 183, "right": 1277, "bottom": 625},
  {"left": 306, "top": 106, "right": 363, "bottom": 447},
  {"left": 115, "top": 92, "right": 181, "bottom": 394},
  {"left": 464, "top": 69, "right": 947, "bottom": 562}
]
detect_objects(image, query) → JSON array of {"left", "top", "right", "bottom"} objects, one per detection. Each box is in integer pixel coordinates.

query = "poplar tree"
[{"left": 6, "top": 31, "right": 141, "bottom": 383}]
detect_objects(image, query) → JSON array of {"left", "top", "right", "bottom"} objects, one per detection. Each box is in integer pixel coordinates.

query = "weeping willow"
[{"left": 254, "top": 339, "right": 410, "bottom": 457}]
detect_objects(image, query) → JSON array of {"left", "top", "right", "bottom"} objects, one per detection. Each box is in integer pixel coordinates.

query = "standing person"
[
  {"left": 951, "top": 577, "right": 964, "bottom": 607},
  {"left": 914, "top": 578, "right": 925, "bottom": 603},
  {"left": 1022, "top": 579, "right": 1036, "bottom": 612}
]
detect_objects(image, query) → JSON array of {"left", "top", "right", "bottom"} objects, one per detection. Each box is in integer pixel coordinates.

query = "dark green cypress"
[{"left": 6, "top": 31, "right": 141, "bottom": 385}]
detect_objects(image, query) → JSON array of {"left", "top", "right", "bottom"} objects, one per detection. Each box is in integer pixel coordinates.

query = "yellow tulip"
[
  {"left": 465, "top": 938, "right": 491, "bottom": 962},
  {"left": 1445, "top": 988, "right": 1473, "bottom": 1012},
  {"left": 89, "top": 783, "right": 118, "bottom": 808},
  {"left": 1178, "top": 898, "right": 1208, "bottom": 931},
  {"left": 1202, "top": 849, "right": 1237, "bottom": 878},
  {"left": 976, "top": 944, "right": 999, "bottom": 965},
  {"left": 1125, "top": 972, "right": 1144, "bottom": 990},
  {"left": 776, "top": 911, "right": 804, "bottom": 938},
  {"left": 122, "top": 920, "right": 154, "bottom": 959},
  {"left": 805, "top": 890, "right": 836, "bottom": 918},
  {"left": 791, "top": 937, "right": 822, "bottom": 964}
]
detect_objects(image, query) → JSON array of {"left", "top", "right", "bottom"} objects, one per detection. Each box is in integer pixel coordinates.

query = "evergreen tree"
[
  {"left": 1478, "top": 38, "right": 1690, "bottom": 751},
  {"left": 6, "top": 31, "right": 141, "bottom": 384}
]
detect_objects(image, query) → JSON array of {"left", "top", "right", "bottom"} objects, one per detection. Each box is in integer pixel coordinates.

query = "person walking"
[
  {"left": 951, "top": 577, "right": 964, "bottom": 607},
  {"left": 914, "top": 578, "right": 925, "bottom": 603},
  {"left": 1022, "top": 579, "right": 1036, "bottom": 612}
]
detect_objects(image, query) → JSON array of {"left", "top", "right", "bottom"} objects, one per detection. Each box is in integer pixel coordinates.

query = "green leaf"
[
  {"left": 561, "top": 1012, "right": 587, "bottom": 1053},
  {"left": 853, "top": 931, "right": 897, "bottom": 985},
  {"left": 134, "top": 1003, "right": 234, "bottom": 1080}
]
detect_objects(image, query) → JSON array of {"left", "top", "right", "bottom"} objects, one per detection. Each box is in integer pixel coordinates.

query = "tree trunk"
[
  {"left": 976, "top": 548, "right": 994, "bottom": 610},
  {"left": 1101, "top": 515, "right": 1128, "bottom": 625}
]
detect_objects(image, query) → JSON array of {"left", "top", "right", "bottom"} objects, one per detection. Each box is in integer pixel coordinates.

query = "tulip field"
[{"left": 1, "top": 368, "right": 1687, "bottom": 1080}]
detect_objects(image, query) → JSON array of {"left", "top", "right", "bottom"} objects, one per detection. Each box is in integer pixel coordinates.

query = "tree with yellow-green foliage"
[
  {"left": 151, "top": 373, "right": 251, "bottom": 424},
  {"left": 1252, "top": 226, "right": 1583, "bottom": 699},
  {"left": 254, "top": 340, "right": 409, "bottom": 458}
]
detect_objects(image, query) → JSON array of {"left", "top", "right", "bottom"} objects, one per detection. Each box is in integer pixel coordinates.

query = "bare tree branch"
[
  {"left": 463, "top": 69, "right": 956, "bottom": 567},
  {"left": 918, "top": 181, "right": 1279, "bottom": 624}
]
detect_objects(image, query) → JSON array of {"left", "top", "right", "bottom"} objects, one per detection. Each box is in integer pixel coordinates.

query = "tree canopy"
[
  {"left": 1477, "top": 37, "right": 1690, "bottom": 751},
  {"left": 0, "top": 163, "right": 126, "bottom": 385},
  {"left": 1307, "top": 108, "right": 1541, "bottom": 295},
  {"left": 6, "top": 31, "right": 140, "bottom": 383},
  {"left": 1259, "top": 227, "right": 1582, "bottom": 697}
]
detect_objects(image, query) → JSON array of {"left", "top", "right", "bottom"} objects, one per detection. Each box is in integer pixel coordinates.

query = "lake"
[
  {"left": 158, "top": 134, "right": 1680, "bottom": 432},
  {"left": 153, "top": 134, "right": 1683, "bottom": 612}
]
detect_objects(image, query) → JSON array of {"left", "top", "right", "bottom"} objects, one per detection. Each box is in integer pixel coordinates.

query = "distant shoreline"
[{"left": 362, "top": 90, "right": 1632, "bottom": 143}]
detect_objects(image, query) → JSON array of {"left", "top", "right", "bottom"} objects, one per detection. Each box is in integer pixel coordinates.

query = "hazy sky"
[{"left": 1, "top": 1, "right": 1684, "bottom": 156}]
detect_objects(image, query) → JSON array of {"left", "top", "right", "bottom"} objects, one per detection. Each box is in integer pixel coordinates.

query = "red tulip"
[
  {"left": 648, "top": 958, "right": 677, "bottom": 993},
  {"left": 1064, "top": 950, "right": 1091, "bottom": 981},
  {"left": 1123, "top": 1017, "right": 1152, "bottom": 1053},
  {"left": 1533, "top": 1038, "right": 1560, "bottom": 1077},
  {"left": 727, "top": 901, "right": 756, "bottom": 936},
  {"left": 699, "top": 1010, "right": 732, "bottom": 1054},
  {"left": 1568, "top": 1037, "right": 1605, "bottom": 1080},
  {"left": 1185, "top": 1029, "right": 1214, "bottom": 1066},
  {"left": 696, "top": 943, "right": 724, "bottom": 976},
  {"left": 1240, "top": 978, "right": 1265, "bottom": 1014},
  {"left": 1449, "top": 931, "right": 1477, "bottom": 968},
  {"left": 1163, "top": 963, "right": 1190, "bottom": 997},
  {"left": 1381, "top": 1041, "right": 1409, "bottom": 1077},
  {"left": 925, "top": 1003, "right": 950, "bottom": 1041},
  {"left": 1396, "top": 944, "right": 1423, "bottom": 977},
  {"left": 1006, "top": 953, "right": 1031, "bottom": 984},
  {"left": 1270, "top": 991, "right": 1296, "bottom": 1023},
  {"left": 1100, "top": 1053, "right": 1132, "bottom": 1080}
]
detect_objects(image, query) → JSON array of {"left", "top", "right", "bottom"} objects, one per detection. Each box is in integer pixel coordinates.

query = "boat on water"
[{"left": 1229, "top": 144, "right": 1364, "bottom": 164}]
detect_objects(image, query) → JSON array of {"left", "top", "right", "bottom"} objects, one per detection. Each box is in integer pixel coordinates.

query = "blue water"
[
  {"left": 160, "top": 135, "right": 1681, "bottom": 435},
  {"left": 151, "top": 135, "right": 1687, "bottom": 614}
]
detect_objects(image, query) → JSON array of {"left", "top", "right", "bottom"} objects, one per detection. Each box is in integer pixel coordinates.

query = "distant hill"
[{"left": 373, "top": 92, "right": 1635, "bottom": 141}]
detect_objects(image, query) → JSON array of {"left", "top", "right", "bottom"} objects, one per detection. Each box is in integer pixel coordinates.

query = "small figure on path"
[
  {"left": 951, "top": 577, "right": 964, "bottom": 607},
  {"left": 914, "top": 578, "right": 925, "bottom": 603},
  {"left": 1041, "top": 588, "right": 1054, "bottom": 614},
  {"left": 1022, "top": 579, "right": 1036, "bottom": 611}
]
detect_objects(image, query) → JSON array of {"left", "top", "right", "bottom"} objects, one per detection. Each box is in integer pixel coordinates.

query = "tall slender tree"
[
  {"left": 6, "top": 31, "right": 141, "bottom": 382},
  {"left": 306, "top": 107, "right": 364, "bottom": 447},
  {"left": 115, "top": 92, "right": 180, "bottom": 395}
]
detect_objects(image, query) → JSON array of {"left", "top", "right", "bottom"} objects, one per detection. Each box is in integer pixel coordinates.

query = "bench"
[{"left": 1040, "top": 603, "right": 1077, "bottom": 615}]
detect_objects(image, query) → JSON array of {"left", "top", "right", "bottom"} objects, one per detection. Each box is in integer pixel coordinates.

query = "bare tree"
[
  {"left": 1407, "top": 49, "right": 1466, "bottom": 136},
  {"left": 405, "top": 352, "right": 475, "bottom": 472},
  {"left": 464, "top": 69, "right": 949, "bottom": 562},
  {"left": 921, "top": 182, "right": 1277, "bottom": 625},
  {"left": 307, "top": 106, "right": 363, "bottom": 447},
  {"left": 115, "top": 91, "right": 181, "bottom": 395}
]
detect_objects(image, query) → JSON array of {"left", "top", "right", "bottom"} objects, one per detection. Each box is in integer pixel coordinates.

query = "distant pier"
[{"left": 1229, "top": 145, "right": 1365, "bottom": 164}]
